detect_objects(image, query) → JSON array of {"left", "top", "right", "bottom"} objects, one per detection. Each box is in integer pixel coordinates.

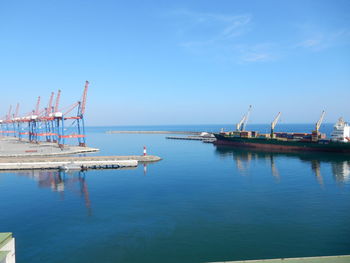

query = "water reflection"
[
  {"left": 215, "top": 145, "right": 350, "bottom": 184},
  {"left": 14, "top": 170, "right": 92, "bottom": 215}
]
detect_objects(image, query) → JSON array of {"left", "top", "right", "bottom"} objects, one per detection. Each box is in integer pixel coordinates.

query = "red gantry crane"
[
  {"left": 1, "top": 81, "right": 90, "bottom": 147},
  {"left": 58, "top": 81, "right": 89, "bottom": 147}
]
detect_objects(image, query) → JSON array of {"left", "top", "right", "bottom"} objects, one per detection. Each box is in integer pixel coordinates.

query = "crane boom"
[
  {"left": 315, "top": 111, "right": 325, "bottom": 133},
  {"left": 7, "top": 105, "right": 12, "bottom": 121},
  {"left": 54, "top": 90, "right": 61, "bottom": 113},
  {"left": 35, "top": 96, "right": 41, "bottom": 115},
  {"left": 14, "top": 103, "right": 20, "bottom": 118},
  {"left": 46, "top": 92, "right": 54, "bottom": 116},
  {"left": 63, "top": 102, "right": 79, "bottom": 116},
  {"left": 271, "top": 112, "right": 281, "bottom": 138},
  {"left": 81, "top": 81, "right": 89, "bottom": 115},
  {"left": 236, "top": 105, "right": 252, "bottom": 131},
  {"left": 243, "top": 105, "right": 252, "bottom": 131}
]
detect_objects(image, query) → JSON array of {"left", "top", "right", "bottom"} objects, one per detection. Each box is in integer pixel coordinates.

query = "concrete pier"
[
  {"left": 0, "top": 137, "right": 98, "bottom": 157},
  {"left": 106, "top": 130, "right": 201, "bottom": 135},
  {"left": 166, "top": 136, "right": 203, "bottom": 140},
  {"left": 0, "top": 155, "right": 161, "bottom": 170},
  {"left": 210, "top": 255, "right": 350, "bottom": 263}
]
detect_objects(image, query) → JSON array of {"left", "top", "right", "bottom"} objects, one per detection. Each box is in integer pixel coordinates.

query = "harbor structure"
[
  {"left": 0, "top": 81, "right": 89, "bottom": 148},
  {"left": 0, "top": 155, "right": 161, "bottom": 171},
  {"left": 0, "top": 233, "right": 15, "bottom": 263}
]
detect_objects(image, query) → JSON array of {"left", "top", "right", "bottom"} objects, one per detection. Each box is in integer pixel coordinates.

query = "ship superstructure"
[{"left": 331, "top": 118, "right": 350, "bottom": 142}]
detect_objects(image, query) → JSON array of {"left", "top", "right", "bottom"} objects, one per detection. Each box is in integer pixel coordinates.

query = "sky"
[{"left": 0, "top": 0, "right": 349, "bottom": 126}]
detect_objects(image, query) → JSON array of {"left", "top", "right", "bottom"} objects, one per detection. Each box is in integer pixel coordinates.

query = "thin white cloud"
[
  {"left": 171, "top": 9, "right": 251, "bottom": 46},
  {"left": 234, "top": 43, "right": 277, "bottom": 63},
  {"left": 243, "top": 53, "right": 272, "bottom": 62},
  {"left": 295, "top": 27, "right": 350, "bottom": 51},
  {"left": 168, "top": 10, "right": 350, "bottom": 64}
]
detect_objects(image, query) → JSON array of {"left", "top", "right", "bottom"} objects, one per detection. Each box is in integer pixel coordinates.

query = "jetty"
[
  {"left": 166, "top": 136, "right": 203, "bottom": 140},
  {"left": 210, "top": 255, "right": 350, "bottom": 263},
  {"left": 166, "top": 132, "right": 216, "bottom": 143},
  {"left": 0, "top": 155, "right": 161, "bottom": 171},
  {"left": 106, "top": 130, "right": 201, "bottom": 135}
]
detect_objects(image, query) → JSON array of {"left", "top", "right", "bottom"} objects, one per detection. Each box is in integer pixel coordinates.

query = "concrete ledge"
[
  {"left": 209, "top": 255, "right": 350, "bottom": 263},
  {"left": 0, "top": 155, "right": 161, "bottom": 170},
  {"left": 0, "top": 234, "right": 12, "bottom": 250},
  {"left": 0, "top": 160, "right": 138, "bottom": 170},
  {"left": 0, "top": 251, "right": 10, "bottom": 262},
  {"left": 0, "top": 233, "right": 15, "bottom": 263},
  {"left": 0, "top": 155, "right": 161, "bottom": 163}
]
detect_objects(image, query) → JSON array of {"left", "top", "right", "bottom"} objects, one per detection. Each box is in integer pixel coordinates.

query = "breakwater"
[
  {"left": 0, "top": 155, "right": 161, "bottom": 170},
  {"left": 106, "top": 130, "right": 201, "bottom": 135}
]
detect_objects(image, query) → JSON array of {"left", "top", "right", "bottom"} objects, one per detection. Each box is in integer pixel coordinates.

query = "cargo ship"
[{"left": 214, "top": 107, "right": 350, "bottom": 153}]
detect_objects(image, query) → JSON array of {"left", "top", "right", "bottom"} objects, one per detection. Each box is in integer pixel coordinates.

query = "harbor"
[
  {"left": 1, "top": 1, "right": 349, "bottom": 262},
  {"left": 1, "top": 126, "right": 349, "bottom": 263}
]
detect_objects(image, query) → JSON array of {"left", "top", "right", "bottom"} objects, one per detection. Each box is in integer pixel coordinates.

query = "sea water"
[{"left": 0, "top": 124, "right": 349, "bottom": 263}]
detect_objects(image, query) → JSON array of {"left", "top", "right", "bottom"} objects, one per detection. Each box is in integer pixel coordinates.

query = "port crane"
[
  {"left": 6, "top": 105, "right": 12, "bottom": 136},
  {"left": 13, "top": 103, "right": 20, "bottom": 138},
  {"left": 28, "top": 96, "right": 41, "bottom": 143},
  {"left": 236, "top": 105, "right": 252, "bottom": 132},
  {"left": 1, "top": 81, "right": 89, "bottom": 147},
  {"left": 271, "top": 112, "right": 281, "bottom": 138},
  {"left": 315, "top": 110, "right": 325, "bottom": 133},
  {"left": 44, "top": 92, "right": 55, "bottom": 142}
]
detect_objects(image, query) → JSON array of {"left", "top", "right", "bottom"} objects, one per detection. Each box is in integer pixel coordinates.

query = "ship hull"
[{"left": 214, "top": 134, "right": 350, "bottom": 153}]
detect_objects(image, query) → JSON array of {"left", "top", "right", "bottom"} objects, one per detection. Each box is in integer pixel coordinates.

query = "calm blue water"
[{"left": 1, "top": 124, "right": 350, "bottom": 263}]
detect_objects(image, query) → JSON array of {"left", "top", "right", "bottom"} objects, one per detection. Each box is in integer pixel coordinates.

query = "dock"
[
  {"left": 166, "top": 136, "right": 203, "bottom": 140},
  {"left": 166, "top": 135, "right": 216, "bottom": 143},
  {"left": 0, "top": 137, "right": 99, "bottom": 157},
  {"left": 209, "top": 255, "right": 350, "bottom": 263},
  {"left": 106, "top": 130, "right": 201, "bottom": 135},
  {"left": 0, "top": 155, "right": 161, "bottom": 171}
]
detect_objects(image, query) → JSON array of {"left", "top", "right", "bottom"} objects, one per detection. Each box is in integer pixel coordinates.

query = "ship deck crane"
[
  {"left": 271, "top": 112, "right": 281, "bottom": 138},
  {"left": 315, "top": 110, "right": 325, "bottom": 133},
  {"left": 236, "top": 105, "right": 252, "bottom": 132}
]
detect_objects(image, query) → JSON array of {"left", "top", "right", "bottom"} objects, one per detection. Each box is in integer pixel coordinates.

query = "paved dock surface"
[
  {"left": 0, "top": 137, "right": 99, "bottom": 157},
  {"left": 210, "top": 255, "right": 350, "bottom": 263},
  {"left": 0, "top": 155, "right": 161, "bottom": 163},
  {"left": 0, "top": 155, "right": 161, "bottom": 170}
]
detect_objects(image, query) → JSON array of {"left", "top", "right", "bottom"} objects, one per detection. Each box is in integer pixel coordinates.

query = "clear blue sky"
[{"left": 0, "top": 0, "right": 349, "bottom": 126}]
